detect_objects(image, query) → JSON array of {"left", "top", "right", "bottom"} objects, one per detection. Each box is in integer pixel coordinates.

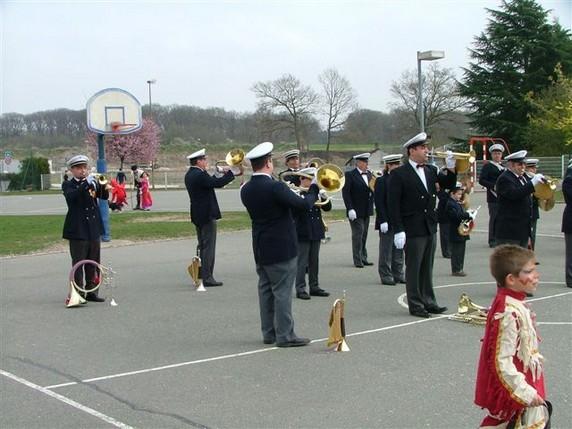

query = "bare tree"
[
  {"left": 318, "top": 68, "right": 358, "bottom": 158},
  {"left": 251, "top": 74, "right": 318, "bottom": 151},
  {"left": 390, "top": 63, "right": 467, "bottom": 132}
]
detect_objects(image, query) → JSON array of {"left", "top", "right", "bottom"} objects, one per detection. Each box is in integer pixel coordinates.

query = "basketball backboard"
[{"left": 86, "top": 88, "right": 142, "bottom": 135}]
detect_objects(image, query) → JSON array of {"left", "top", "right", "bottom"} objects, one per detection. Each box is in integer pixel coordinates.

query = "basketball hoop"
[{"left": 109, "top": 122, "right": 138, "bottom": 133}]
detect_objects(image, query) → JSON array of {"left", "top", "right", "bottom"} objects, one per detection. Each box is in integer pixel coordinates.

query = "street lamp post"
[
  {"left": 146, "top": 79, "right": 156, "bottom": 116},
  {"left": 417, "top": 50, "right": 445, "bottom": 132}
]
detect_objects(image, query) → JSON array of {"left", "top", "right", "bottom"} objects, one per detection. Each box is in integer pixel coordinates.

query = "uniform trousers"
[
  {"left": 378, "top": 230, "right": 404, "bottom": 282},
  {"left": 450, "top": 241, "right": 466, "bottom": 273},
  {"left": 296, "top": 240, "right": 321, "bottom": 294},
  {"left": 495, "top": 237, "right": 529, "bottom": 248},
  {"left": 69, "top": 239, "right": 101, "bottom": 296},
  {"left": 350, "top": 216, "right": 370, "bottom": 265},
  {"left": 196, "top": 220, "right": 217, "bottom": 282},
  {"left": 256, "top": 257, "right": 298, "bottom": 343},
  {"left": 565, "top": 233, "right": 572, "bottom": 288},
  {"left": 439, "top": 222, "right": 451, "bottom": 257},
  {"left": 487, "top": 202, "right": 498, "bottom": 247},
  {"left": 531, "top": 219, "right": 538, "bottom": 250},
  {"left": 404, "top": 234, "right": 438, "bottom": 312}
]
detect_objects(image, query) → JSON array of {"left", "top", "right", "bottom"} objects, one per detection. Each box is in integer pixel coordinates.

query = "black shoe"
[
  {"left": 452, "top": 271, "right": 467, "bottom": 277},
  {"left": 381, "top": 278, "right": 396, "bottom": 285},
  {"left": 443, "top": 254, "right": 451, "bottom": 259},
  {"left": 354, "top": 264, "right": 364, "bottom": 268},
  {"left": 426, "top": 305, "right": 448, "bottom": 314},
  {"left": 296, "top": 291, "right": 311, "bottom": 300},
  {"left": 362, "top": 261, "right": 374, "bottom": 266},
  {"left": 526, "top": 293, "right": 534, "bottom": 297},
  {"left": 203, "top": 280, "right": 223, "bottom": 287},
  {"left": 395, "top": 278, "right": 406, "bottom": 284},
  {"left": 310, "top": 289, "right": 330, "bottom": 297},
  {"left": 86, "top": 294, "right": 105, "bottom": 302},
  {"left": 263, "top": 338, "right": 275, "bottom": 345},
  {"left": 410, "top": 309, "right": 431, "bottom": 318},
  {"left": 276, "top": 337, "right": 310, "bottom": 348}
]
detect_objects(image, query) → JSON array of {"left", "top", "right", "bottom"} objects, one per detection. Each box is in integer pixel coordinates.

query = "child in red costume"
[
  {"left": 475, "top": 244, "right": 550, "bottom": 428},
  {"left": 140, "top": 172, "right": 153, "bottom": 211},
  {"left": 109, "top": 179, "right": 128, "bottom": 212}
]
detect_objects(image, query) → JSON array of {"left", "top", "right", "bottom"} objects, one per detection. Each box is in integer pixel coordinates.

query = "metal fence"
[{"left": 40, "top": 155, "right": 572, "bottom": 191}]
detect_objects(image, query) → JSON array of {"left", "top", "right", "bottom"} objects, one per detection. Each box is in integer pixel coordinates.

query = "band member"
[
  {"left": 279, "top": 149, "right": 301, "bottom": 187},
  {"left": 524, "top": 159, "right": 540, "bottom": 250},
  {"left": 562, "top": 159, "right": 572, "bottom": 288},
  {"left": 62, "top": 155, "right": 108, "bottom": 302},
  {"left": 294, "top": 167, "right": 331, "bottom": 300},
  {"left": 374, "top": 154, "right": 405, "bottom": 285},
  {"left": 495, "top": 151, "right": 544, "bottom": 248},
  {"left": 342, "top": 153, "right": 374, "bottom": 268},
  {"left": 185, "top": 149, "right": 236, "bottom": 287},
  {"left": 240, "top": 142, "right": 319, "bottom": 347},
  {"left": 478, "top": 143, "right": 505, "bottom": 248},
  {"left": 388, "top": 132, "right": 456, "bottom": 318},
  {"left": 446, "top": 182, "right": 474, "bottom": 277},
  {"left": 130, "top": 164, "right": 143, "bottom": 210},
  {"left": 437, "top": 187, "right": 452, "bottom": 258}
]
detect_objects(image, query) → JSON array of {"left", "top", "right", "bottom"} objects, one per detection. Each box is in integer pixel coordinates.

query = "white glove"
[
  {"left": 394, "top": 231, "right": 406, "bottom": 249},
  {"left": 216, "top": 165, "right": 224, "bottom": 174},
  {"left": 348, "top": 209, "right": 357, "bottom": 221},
  {"left": 86, "top": 175, "right": 95, "bottom": 186},
  {"left": 467, "top": 210, "right": 476, "bottom": 220},
  {"left": 445, "top": 150, "right": 456, "bottom": 169},
  {"left": 531, "top": 173, "right": 545, "bottom": 186},
  {"left": 319, "top": 189, "right": 328, "bottom": 200},
  {"left": 380, "top": 222, "right": 389, "bottom": 233}
]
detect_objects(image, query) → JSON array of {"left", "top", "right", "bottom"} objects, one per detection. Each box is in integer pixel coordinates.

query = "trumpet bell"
[
  {"left": 534, "top": 177, "right": 557, "bottom": 201},
  {"left": 539, "top": 196, "right": 555, "bottom": 211},
  {"left": 225, "top": 149, "right": 245, "bottom": 166},
  {"left": 316, "top": 164, "right": 345, "bottom": 193},
  {"left": 448, "top": 293, "right": 488, "bottom": 325},
  {"left": 306, "top": 157, "right": 325, "bottom": 169},
  {"left": 66, "top": 281, "right": 87, "bottom": 308}
]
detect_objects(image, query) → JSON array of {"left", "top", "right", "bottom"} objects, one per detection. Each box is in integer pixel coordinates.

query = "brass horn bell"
[
  {"left": 448, "top": 293, "right": 489, "bottom": 325},
  {"left": 431, "top": 150, "right": 476, "bottom": 173}
]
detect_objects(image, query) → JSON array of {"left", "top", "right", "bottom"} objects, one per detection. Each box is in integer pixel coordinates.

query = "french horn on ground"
[
  {"left": 447, "top": 293, "right": 489, "bottom": 325},
  {"left": 66, "top": 259, "right": 116, "bottom": 308}
]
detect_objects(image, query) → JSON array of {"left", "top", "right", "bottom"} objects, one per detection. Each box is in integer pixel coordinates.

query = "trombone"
[{"left": 430, "top": 149, "right": 476, "bottom": 173}]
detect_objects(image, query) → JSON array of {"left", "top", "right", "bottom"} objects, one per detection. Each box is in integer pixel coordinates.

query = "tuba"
[
  {"left": 215, "top": 149, "right": 245, "bottom": 176},
  {"left": 66, "top": 259, "right": 116, "bottom": 307},
  {"left": 448, "top": 293, "right": 489, "bottom": 325},
  {"left": 431, "top": 150, "right": 476, "bottom": 173}
]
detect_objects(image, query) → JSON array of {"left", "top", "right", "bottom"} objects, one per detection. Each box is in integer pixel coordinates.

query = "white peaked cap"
[
  {"left": 187, "top": 148, "right": 206, "bottom": 160},
  {"left": 245, "top": 142, "right": 274, "bottom": 160}
]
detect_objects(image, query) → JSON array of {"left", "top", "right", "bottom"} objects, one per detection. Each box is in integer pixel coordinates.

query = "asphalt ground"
[{"left": 1, "top": 191, "right": 571, "bottom": 428}]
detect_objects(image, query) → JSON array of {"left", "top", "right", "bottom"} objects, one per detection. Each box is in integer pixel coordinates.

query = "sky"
[{"left": 1, "top": 0, "right": 570, "bottom": 116}]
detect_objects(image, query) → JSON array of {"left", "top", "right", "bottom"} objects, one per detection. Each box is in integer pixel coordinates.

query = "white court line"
[
  {"left": 44, "top": 288, "right": 572, "bottom": 391},
  {"left": 537, "top": 322, "right": 572, "bottom": 325},
  {"left": 0, "top": 369, "right": 133, "bottom": 428}
]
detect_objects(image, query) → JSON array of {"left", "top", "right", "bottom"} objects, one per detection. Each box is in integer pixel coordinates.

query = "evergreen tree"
[{"left": 459, "top": 0, "right": 572, "bottom": 150}]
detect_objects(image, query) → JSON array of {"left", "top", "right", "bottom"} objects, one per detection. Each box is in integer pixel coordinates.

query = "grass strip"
[{"left": 0, "top": 209, "right": 348, "bottom": 256}]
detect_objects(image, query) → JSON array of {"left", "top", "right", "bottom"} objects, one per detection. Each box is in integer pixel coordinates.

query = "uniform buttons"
[
  {"left": 421, "top": 196, "right": 424, "bottom": 199},
  {"left": 424, "top": 209, "right": 427, "bottom": 213}
]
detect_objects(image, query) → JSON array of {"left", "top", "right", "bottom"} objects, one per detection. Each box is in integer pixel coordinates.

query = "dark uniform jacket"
[
  {"left": 437, "top": 189, "right": 450, "bottom": 224},
  {"left": 342, "top": 168, "right": 374, "bottom": 218},
  {"left": 294, "top": 193, "right": 331, "bottom": 241},
  {"left": 562, "top": 171, "right": 572, "bottom": 234},
  {"left": 389, "top": 162, "right": 456, "bottom": 238},
  {"left": 185, "top": 167, "right": 234, "bottom": 227},
  {"left": 62, "top": 178, "right": 108, "bottom": 240},
  {"left": 495, "top": 170, "right": 534, "bottom": 242},
  {"left": 445, "top": 196, "right": 471, "bottom": 242},
  {"left": 479, "top": 162, "right": 504, "bottom": 203},
  {"left": 240, "top": 175, "right": 318, "bottom": 265},
  {"left": 374, "top": 173, "right": 391, "bottom": 230},
  {"left": 525, "top": 173, "right": 540, "bottom": 221}
]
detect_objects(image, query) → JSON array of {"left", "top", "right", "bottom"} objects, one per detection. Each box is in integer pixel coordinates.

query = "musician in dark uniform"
[
  {"left": 388, "top": 132, "right": 456, "bottom": 318},
  {"left": 495, "top": 150, "right": 545, "bottom": 248},
  {"left": 342, "top": 153, "right": 374, "bottom": 268},
  {"left": 446, "top": 182, "right": 474, "bottom": 277},
  {"left": 478, "top": 143, "right": 505, "bottom": 248},
  {"left": 561, "top": 159, "right": 572, "bottom": 288},
  {"left": 240, "top": 142, "right": 319, "bottom": 347},
  {"left": 184, "top": 149, "right": 237, "bottom": 287},
  {"left": 62, "top": 155, "right": 109, "bottom": 302},
  {"left": 294, "top": 167, "right": 331, "bottom": 300},
  {"left": 374, "top": 154, "right": 405, "bottom": 285},
  {"left": 278, "top": 149, "right": 301, "bottom": 187},
  {"left": 525, "top": 158, "right": 540, "bottom": 250}
]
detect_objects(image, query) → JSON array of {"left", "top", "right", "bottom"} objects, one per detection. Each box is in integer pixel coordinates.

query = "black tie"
[{"left": 416, "top": 164, "right": 425, "bottom": 169}]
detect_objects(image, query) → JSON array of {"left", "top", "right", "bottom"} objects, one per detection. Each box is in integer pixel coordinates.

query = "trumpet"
[
  {"left": 215, "top": 149, "right": 245, "bottom": 176},
  {"left": 430, "top": 149, "right": 476, "bottom": 173}
]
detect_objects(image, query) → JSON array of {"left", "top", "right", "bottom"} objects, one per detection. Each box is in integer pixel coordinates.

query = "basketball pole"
[{"left": 97, "top": 133, "right": 111, "bottom": 242}]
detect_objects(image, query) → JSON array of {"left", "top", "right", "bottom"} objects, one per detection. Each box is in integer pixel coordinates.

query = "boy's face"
[
  {"left": 70, "top": 163, "right": 89, "bottom": 180},
  {"left": 286, "top": 157, "right": 300, "bottom": 169},
  {"left": 452, "top": 189, "right": 463, "bottom": 201},
  {"left": 506, "top": 259, "right": 539, "bottom": 294}
]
